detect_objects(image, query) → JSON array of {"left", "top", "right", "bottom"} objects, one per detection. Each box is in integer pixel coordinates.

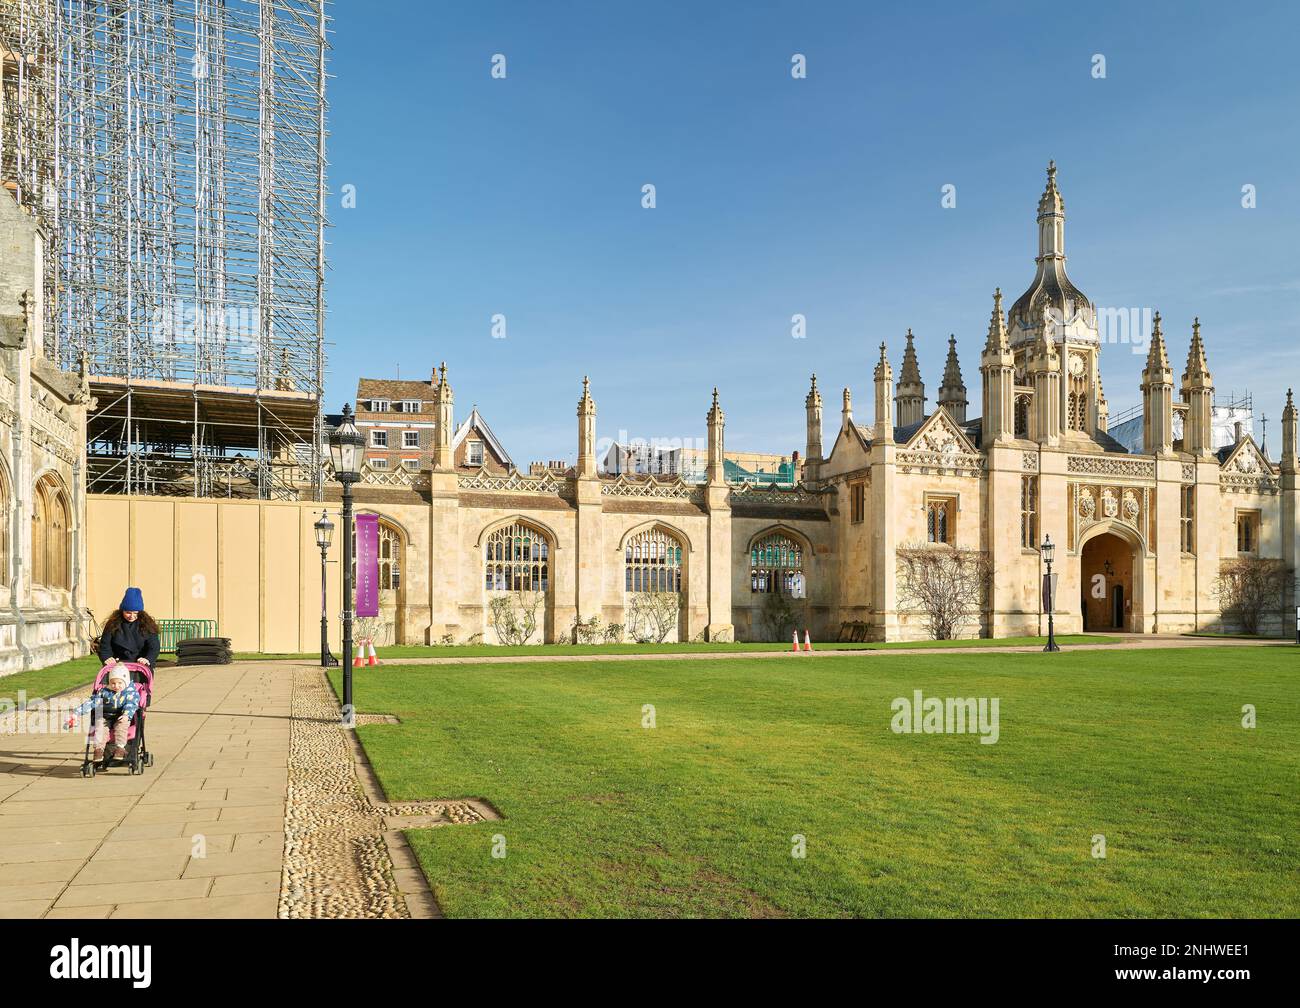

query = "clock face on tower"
[{"left": 1068, "top": 353, "right": 1086, "bottom": 378}]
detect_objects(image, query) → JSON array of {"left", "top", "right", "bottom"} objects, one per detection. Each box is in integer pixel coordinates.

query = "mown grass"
[
  {"left": 0, "top": 655, "right": 103, "bottom": 704},
  {"left": 369, "top": 634, "right": 1118, "bottom": 659},
  {"left": 335, "top": 645, "right": 1300, "bottom": 918}
]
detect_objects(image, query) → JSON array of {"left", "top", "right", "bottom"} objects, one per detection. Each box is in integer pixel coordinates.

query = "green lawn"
[
  {"left": 371, "top": 634, "right": 1118, "bottom": 659},
  {"left": 0, "top": 655, "right": 104, "bottom": 704},
  {"left": 335, "top": 646, "right": 1300, "bottom": 918}
]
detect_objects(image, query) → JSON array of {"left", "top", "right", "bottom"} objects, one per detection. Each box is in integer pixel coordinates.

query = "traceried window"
[
  {"left": 31, "top": 474, "right": 70, "bottom": 590},
  {"left": 751, "top": 533, "right": 804, "bottom": 595},
  {"left": 484, "top": 521, "right": 550, "bottom": 593},
  {"left": 0, "top": 464, "right": 9, "bottom": 586},
  {"left": 850, "top": 482, "right": 865, "bottom": 524},
  {"left": 1021, "top": 476, "right": 1038, "bottom": 549},
  {"left": 926, "top": 497, "right": 956, "bottom": 545},
  {"left": 1014, "top": 395, "right": 1030, "bottom": 438},
  {"left": 352, "top": 518, "right": 402, "bottom": 591},
  {"left": 1180, "top": 484, "right": 1195, "bottom": 554},
  {"left": 1067, "top": 391, "right": 1086, "bottom": 432},
  {"left": 624, "top": 527, "right": 683, "bottom": 593}
]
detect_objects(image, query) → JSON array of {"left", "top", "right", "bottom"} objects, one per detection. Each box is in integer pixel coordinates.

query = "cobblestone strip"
[
  {"left": 279, "top": 665, "right": 494, "bottom": 919},
  {"left": 280, "top": 665, "right": 409, "bottom": 919}
]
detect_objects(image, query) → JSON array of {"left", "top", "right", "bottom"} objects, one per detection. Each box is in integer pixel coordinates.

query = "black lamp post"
[
  {"left": 1042, "top": 533, "right": 1061, "bottom": 652},
  {"left": 314, "top": 510, "right": 338, "bottom": 668},
  {"left": 329, "top": 403, "right": 365, "bottom": 717}
]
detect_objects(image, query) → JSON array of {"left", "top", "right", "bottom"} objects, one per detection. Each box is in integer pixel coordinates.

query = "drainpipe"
[{"left": 10, "top": 418, "right": 32, "bottom": 669}]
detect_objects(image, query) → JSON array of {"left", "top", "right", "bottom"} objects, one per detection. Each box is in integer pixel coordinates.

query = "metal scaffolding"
[{"left": 1, "top": 0, "right": 329, "bottom": 499}]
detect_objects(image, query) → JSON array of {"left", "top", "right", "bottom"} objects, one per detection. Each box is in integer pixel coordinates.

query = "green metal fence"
[{"left": 158, "top": 619, "right": 219, "bottom": 652}]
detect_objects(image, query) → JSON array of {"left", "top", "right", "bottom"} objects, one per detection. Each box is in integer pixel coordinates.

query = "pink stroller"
[{"left": 76, "top": 661, "right": 155, "bottom": 777}]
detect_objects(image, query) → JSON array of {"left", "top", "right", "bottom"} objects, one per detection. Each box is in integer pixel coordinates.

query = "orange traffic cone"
[
  {"left": 367, "top": 639, "right": 379, "bottom": 666},
  {"left": 791, "top": 630, "right": 800, "bottom": 652},
  {"left": 802, "top": 629, "right": 813, "bottom": 652},
  {"left": 352, "top": 641, "right": 363, "bottom": 667}
]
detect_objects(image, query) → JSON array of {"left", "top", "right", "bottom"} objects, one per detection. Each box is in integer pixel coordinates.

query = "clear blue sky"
[{"left": 325, "top": 0, "right": 1300, "bottom": 465}]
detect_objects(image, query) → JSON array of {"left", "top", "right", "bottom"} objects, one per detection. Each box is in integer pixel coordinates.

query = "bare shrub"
[{"left": 896, "top": 545, "right": 991, "bottom": 641}]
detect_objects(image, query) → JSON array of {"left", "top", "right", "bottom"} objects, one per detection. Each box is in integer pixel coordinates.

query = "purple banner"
[{"left": 355, "top": 513, "right": 380, "bottom": 618}]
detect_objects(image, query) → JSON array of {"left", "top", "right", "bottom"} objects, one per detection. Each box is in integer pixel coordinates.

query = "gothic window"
[
  {"left": 1021, "top": 476, "right": 1038, "bottom": 549},
  {"left": 32, "top": 474, "right": 70, "bottom": 590},
  {"left": 1068, "top": 391, "right": 1087, "bottom": 432},
  {"left": 926, "top": 497, "right": 956, "bottom": 545},
  {"left": 352, "top": 518, "right": 403, "bottom": 591},
  {"left": 1014, "top": 395, "right": 1030, "bottom": 438},
  {"left": 624, "top": 527, "right": 683, "bottom": 593},
  {"left": 1236, "top": 511, "right": 1259, "bottom": 554},
  {"left": 750, "top": 532, "right": 804, "bottom": 596},
  {"left": 484, "top": 521, "right": 550, "bottom": 593},
  {"left": 0, "top": 465, "right": 9, "bottom": 586},
  {"left": 1180, "top": 485, "right": 1195, "bottom": 554},
  {"left": 850, "top": 482, "right": 865, "bottom": 524}
]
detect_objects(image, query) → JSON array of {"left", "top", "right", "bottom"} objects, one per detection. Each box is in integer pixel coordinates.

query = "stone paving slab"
[{"left": 0, "top": 663, "right": 294, "bottom": 919}]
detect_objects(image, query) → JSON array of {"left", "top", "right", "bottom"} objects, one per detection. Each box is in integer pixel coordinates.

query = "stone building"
[
  {"left": 324, "top": 164, "right": 1299, "bottom": 645},
  {"left": 0, "top": 190, "right": 92, "bottom": 672},
  {"left": 74, "top": 165, "right": 1300, "bottom": 651}
]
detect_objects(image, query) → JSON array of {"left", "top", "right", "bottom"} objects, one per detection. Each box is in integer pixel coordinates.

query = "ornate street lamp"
[
  {"left": 329, "top": 404, "right": 365, "bottom": 717},
  {"left": 314, "top": 510, "right": 338, "bottom": 668},
  {"left": 1042, "top": 533, "right": 1061, "bottom": 653}
]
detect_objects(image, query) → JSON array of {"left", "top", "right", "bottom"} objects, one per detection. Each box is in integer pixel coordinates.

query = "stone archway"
[{"left": 1079, "top": 528, "right": 1138, "bottom": 632}]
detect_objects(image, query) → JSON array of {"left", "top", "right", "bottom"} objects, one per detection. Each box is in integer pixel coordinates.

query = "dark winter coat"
[{"left": 98, "top": 619, "right": 161, "bottom": 666}]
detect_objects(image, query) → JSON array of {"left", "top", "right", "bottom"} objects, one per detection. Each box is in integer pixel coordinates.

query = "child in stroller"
[{"left": 66, "top": 661, "right": 155, "bottom": 776}]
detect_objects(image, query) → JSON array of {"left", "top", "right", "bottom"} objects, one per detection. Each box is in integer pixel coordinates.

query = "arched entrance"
[{"left": 1079, "top": 529, "right": 1137, "bottom": 632}]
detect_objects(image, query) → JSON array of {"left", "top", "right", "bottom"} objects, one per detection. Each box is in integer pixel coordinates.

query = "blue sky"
[{"left": 326, "top": 0, "right": 1300, "bottom": 465}]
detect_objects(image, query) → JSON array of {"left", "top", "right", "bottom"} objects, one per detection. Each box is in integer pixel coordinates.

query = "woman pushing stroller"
[{"left": 98, "top": 587, "right": 161, "bottom": 670}]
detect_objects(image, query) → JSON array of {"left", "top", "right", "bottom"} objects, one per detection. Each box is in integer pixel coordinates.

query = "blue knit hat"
[{"left": 120, "top": 587, "right": 144, "bottom": 612}]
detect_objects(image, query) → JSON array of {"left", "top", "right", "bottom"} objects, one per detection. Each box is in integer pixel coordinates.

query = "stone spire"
[
  {"left": 1181, "top": 317, "right": 1214, "bottom": 457},
  {"left": 805, "top": 374, "right": 823, "bottom": 463},
  {"left": 576, "top": 375, "right": 596, "bottom": 478},
  {"left": 706, "top": 387, "right": 725, "bottom": 484},
  {"left": 873, "top": 343, "right": 894, "bottom": 443},
  {"left": 980, "top": 290, "right": 1015, "bottom": 447},
  {"left": 938, "top": 335, "right": 967, "bottom": 424},
  {"left": 1282, "top": 388, "right": 1298, "bottom": 475},
  {"left": 1141, "top": 312, "right": 1174, "bottom": 455},
  {"left": 433, "top": 361, "right": 454, "bottom": 470},
  {"left": 984, "top": 287, "right": 1009, "bottom": 355},
  {"left": 895, "top": 329, "right": 925, "bottom": 427},
  {"left": 1007, "top": 162, "right": 1093, "bottom": 345}
]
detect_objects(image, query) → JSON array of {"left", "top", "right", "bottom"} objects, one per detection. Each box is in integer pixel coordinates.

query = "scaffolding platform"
[{"left": 88, "top": 377, "right": 321, "bottom": 500}]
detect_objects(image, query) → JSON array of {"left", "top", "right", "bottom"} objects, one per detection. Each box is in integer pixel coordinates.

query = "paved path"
[{"left": 0, "top": 664, "right": 291, "bottom": 919}]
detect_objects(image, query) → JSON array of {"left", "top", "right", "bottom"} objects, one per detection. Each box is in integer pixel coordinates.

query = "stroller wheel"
[
  {"left": 80, "top": 763, "right": 90, "bottom": 778},
  {"left": 145, "top": 752, "right": 154, "bottom": 768}
]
